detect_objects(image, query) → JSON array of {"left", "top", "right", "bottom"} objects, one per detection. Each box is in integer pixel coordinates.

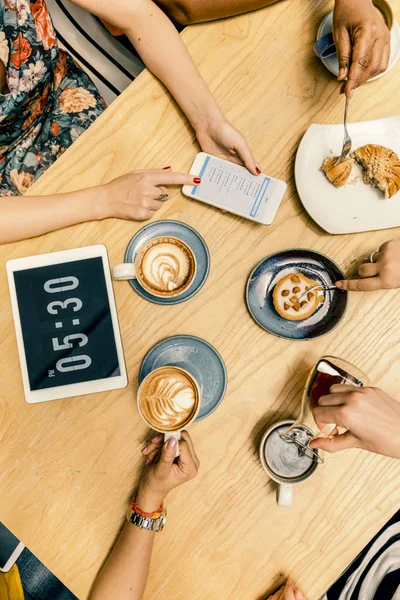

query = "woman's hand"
[
  {"left": 336, "top": 239, "right": 400, "bottom": 291},
  {"left": 99, "top": 168, "right": 198, "bottom": 222},
  {"left": 268, "top": 580, "right": 307, "bottom": 600},
  {"left": 196, "top": 119, "right": 260, "bottom": 175},
  {"left": 310, "top": 385, "right": 400, "bottom": 458},
  {"left": 136, "top": 431, "right": 200, "bottom": 511},
  {"left": 333, "top": 0, "right": 390, "bottom": 97}
]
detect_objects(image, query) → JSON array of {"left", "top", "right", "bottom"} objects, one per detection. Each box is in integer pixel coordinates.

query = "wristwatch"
[{"left": 126, "top": 507, "right": 167, "bottom": 532}]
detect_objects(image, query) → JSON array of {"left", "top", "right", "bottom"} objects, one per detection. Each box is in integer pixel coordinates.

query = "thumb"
[
  {"left": 155, "top": 438, "right": 177, "bottom": 477},
  {"left": 310, "top": 431, "right": 358, "bottom": 453},
  {"left": 334, "top": 26, "right": 352, "bottom": 81}
]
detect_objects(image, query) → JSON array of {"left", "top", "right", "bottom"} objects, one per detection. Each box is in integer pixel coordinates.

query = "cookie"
[
  {"left": 272, "top": 273, "right": 324, "bottom": 321},
  {"left": 352, "top": 144, "right": 400, "bottom": 199},
  {"left": 321, "top": 155, "right": 354, "bottom": 187}
]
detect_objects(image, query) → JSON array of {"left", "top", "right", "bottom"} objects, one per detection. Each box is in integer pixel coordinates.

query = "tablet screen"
[
  {"left": 13, "top": 257, "right": 120, "bottom": 391},
  {"left": 0, "top": 523, "right": 20, "bottom": 570}
]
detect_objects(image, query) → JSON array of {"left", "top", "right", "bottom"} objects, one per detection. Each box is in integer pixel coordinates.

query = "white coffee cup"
[
  {"left": 112, "top": 236, "right": 197, "bottom": 298},
  {"left": 259, "top": 419, "right": 319, "bottom": 508},
  {"left": 137, "top": 366, "right": 201, "bottom": 456}
]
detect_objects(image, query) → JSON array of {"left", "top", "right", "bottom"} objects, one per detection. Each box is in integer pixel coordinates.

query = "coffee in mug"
[
  {"left": 113, "top": 236, "right": 197, "bottom": 298},
  {"left": 137, "top": 366, "right": 200, "bottom": 433}
]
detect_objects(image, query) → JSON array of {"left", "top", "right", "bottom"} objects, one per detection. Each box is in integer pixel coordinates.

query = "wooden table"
[{"left": 1, "top": 1, "right": 400, "bottom": 598}]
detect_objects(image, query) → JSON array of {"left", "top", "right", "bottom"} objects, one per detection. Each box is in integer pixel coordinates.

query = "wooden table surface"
[{"left": 1, "top": 1, "right": 400, "bottom": 598}]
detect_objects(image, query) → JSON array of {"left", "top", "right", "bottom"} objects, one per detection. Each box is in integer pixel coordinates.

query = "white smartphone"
[
  {"left": 182, "top": 152, "right": 287, "bottom": 225},
  {"left": 0, "top": 522, "right": 24, "bottom": 573}
]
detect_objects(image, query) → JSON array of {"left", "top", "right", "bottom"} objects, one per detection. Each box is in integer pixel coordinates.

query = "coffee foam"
[
  {"left": 139, "top": 368, "right": 199, "bottom": 431},
  {"left": 137, "top": 237, "right": 195, "bottom": 296},
  {"left": 264, "top": 425, "right": 314, "bottom": 480}
]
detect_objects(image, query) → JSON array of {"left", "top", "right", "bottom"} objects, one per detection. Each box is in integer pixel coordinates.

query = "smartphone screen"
[
  {"left": 187, "top": 154, "right": 279, "bottom": 221},
  {"left": 0, "top": 522, "right": 22, "bottom": 571}
]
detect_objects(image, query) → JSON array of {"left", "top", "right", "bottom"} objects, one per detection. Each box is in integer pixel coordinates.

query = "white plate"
[{"left": 295, "top": 115, "right": 400, "bottom": 234}]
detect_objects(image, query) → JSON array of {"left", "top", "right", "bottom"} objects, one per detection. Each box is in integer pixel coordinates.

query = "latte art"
[
  {"left": 136, "top": 237, "right": 196, "bottom": 297},
  {"left": 138, "top": 367, "right": 199, "bottom": 432}
]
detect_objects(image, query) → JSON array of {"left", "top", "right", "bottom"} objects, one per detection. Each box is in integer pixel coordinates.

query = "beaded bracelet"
[{"left": 130, "top": 496, "right": 164, "bottom": 519}]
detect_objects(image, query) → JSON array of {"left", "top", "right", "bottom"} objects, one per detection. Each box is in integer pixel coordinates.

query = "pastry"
[
  {"left": 352, "top": 144, "right": 400, "bottom": 198},
  {"left": 272, "top": 273, "right": 324, "bottom": 321},
  {"left": 321, "top": 155, "right": 354, "bottom": 187}
]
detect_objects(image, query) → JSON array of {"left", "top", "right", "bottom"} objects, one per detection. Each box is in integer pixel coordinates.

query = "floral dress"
[{"left": 0, "top": 0, "right": 105, "bottom": 195}]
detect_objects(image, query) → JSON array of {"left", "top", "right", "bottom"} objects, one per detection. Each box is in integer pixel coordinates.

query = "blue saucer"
[
  {"left": 124, "top": 220, "right": 210, "bottom": 305},
  {"left": 246, "top": 248, "right": 348, "bottom": 340},
  {"left": 139, "top": 335, "right": 227, "bottom": 422}
]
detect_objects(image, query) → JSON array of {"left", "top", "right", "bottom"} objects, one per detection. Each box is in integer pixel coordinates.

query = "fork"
[
  {"left": 298, "top": 284, "right": 338, "bottom": 302},
  {"left": 335, "top": 96, "right": 351, "bottom": 165}
]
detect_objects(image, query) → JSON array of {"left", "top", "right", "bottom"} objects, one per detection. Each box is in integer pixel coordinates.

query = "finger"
[
  {"left": 313, "top": 405, "right": 342, "bottom": 429},
  {"left": 310, "top": 431, "right": 359, "bottom": 453},
  {"left": 360, "top": 39, "right": 387, "bottom": 84},
  {"left": 372, "top": 250, "right": 382, "bottom": 262},
  {"left": 233, "top": 139, "right": 259, "bottom": 175},
  {"left": 181, "top": 431, "right": 200, "bottom": 468},
  {"left": 177, "top": 439, "right": 198, "bottom": 476},
  {"left": 345, "top": 34, "right": 374, "bottom": 97},
  {"left": 152, "top": 172, "right": 201, "bottom": 186},
  {"left": 381, "top": 42, "right": 391, "bottom": 74},
  {"left": 283, "top": 579, "right": 296, "bottom": 600},
  {"left": 334, "top": 27, "right": 352, "bottom": 81},
  {"left": 151, "top": 186, "right": 168, "bottom": 202},
  {"left": 141, "top": 434, "right": 163, "bottom": 455},
  {"left": 268, "top": 588, "right": 284, "bottom": 600},
  {"left": 358, "top": 262, "right": 379, "bottom": 278},
  {"left": 336, "top": 277, "right": 383, "bottom": 291},
  {"left": 154, "top": 438, "right": 178, "bottom": 477},
  {"left": 144, "top": 198, "right": 163, "bottom": 211},
  {"left": 317, "top": 389, "right": 352, "bottom": 406}
]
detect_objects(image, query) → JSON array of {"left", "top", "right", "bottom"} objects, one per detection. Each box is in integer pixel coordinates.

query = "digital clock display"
[{"left": 13, "top": 257, "right": 120, "bottom": 391}]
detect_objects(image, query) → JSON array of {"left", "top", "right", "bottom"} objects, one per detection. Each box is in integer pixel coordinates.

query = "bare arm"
[
  {"left": 89, "top": 433, "right": 200, "bottom": 600},
  {"left": 0, "top": 188, "right": 104, "bottom": 245},
  {"left": 68, "top": 0, "right": 259, "bottom": 173},
  {"left": 155, "top": 0, "right": 284, "bottom": 26},
  {"left": 0, "top": 169, "right": 197, "bottom": 244}
]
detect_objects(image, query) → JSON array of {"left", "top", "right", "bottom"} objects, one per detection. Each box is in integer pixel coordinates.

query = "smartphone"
[
  {"left": 0, "top": 522, "right": 24, "bottom": 573},
  {"left": 182, "top": 152, "right": 287, "bottom": 225}
]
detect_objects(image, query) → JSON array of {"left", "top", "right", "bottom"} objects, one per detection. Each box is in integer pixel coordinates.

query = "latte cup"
[
  {"left": 259, "top": 420, "right": 319, "bottom": 508},
  {"left": 112, "top": 236, "right": 197, "bottom": 299},
  {"left": 137, "top": 366, "right": 201, "bottom": 456}
]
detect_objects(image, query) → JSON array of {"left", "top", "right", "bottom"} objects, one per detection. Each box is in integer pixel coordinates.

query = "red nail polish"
[
  {"left": 163, "top": 166, "right": 171, "bottom": 170},
  {"left": 193, "top": 177, "right": 201, "bottom": 184},
  {"left": 255, "top": 167, "right": 261, "bottom": 175}
]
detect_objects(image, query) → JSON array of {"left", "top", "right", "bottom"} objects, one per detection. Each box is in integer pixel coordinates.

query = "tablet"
[
  {"left": 6, "top": 245, "right": 127, "bottom": 403},
  {"left": 0, "top": 522, "right": 24, "bottom": 573}
]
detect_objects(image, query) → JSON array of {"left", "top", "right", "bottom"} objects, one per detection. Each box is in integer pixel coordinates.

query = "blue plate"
[
  {"left": 246, "top": 249, "right": 348, "bottom": 340},
  {"left": 139, "top": 335, "right": 227, "bottom": 422},
  {"left": 124, "top": 220, "right": 210, "bottom": 305}
]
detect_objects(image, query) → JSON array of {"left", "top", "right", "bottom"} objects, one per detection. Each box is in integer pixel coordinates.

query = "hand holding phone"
[{"left": 182, "top": 153, "right": 286, "bottom": 225}]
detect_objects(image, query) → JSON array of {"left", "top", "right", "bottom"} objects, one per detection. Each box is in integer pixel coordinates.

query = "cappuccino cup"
[
  {"left": 259, "top": 420, "right": 319, "bottom": 508},
  {"left": 112, "top": 236, "right": 197, "bottom": 298},
  {"left": 137, "top": 366, "right": 201, "bottom": 453}
]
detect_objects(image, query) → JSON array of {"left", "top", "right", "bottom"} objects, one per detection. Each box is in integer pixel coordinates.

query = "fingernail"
[
  {"left": 167, "top": 437, "right": 177, "bottom": 449},
  {"left": 146, "top": 458, "right": 152, "bottom": 465},
  {"left": 142, "top": 446, "right": 148, "bottom": 453},
  {"left": 295, "top": 589, "right": 305, "bottom": 600},
  {"left": 193, "top": 177, "right": 201, "bottom": 184},
  {"left": 255, "top": 166, "right": 261, "bottom": 175},
  {"left": 338, "top": 68, "right": 345, "bottom": 81},
  {"left": 152, "top": 435, "right": 162, "bottom": 442},
  {"left": 349, "top": 89, "right": 354, "bottom": 99},
  {"left": 336, "top": 281, "right": 343, "bottom": 289},
  {"left": 163, "top": 166, "right": 171, "bottom": 170}
]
